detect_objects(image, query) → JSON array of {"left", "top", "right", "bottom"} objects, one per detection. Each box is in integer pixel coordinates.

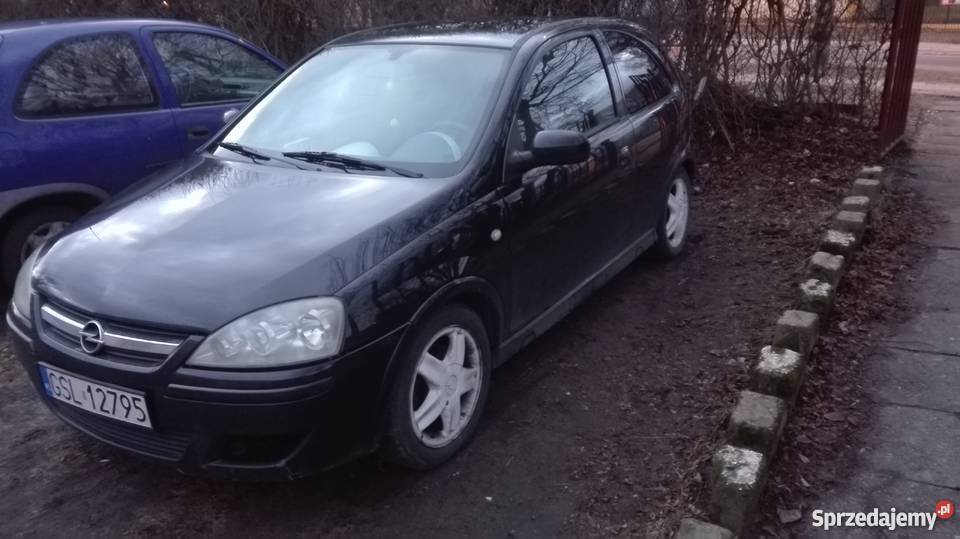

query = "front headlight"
[
  {"left": 11, "top": 248, "right": 41, "bottom": 326},
  {"left": 187, "top": 297, "right": 345, "bottom": 368}
]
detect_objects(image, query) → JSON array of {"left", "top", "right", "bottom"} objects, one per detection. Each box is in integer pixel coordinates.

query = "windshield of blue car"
[{"left": 219, "top": 44, "right": 510, "bottom": 178}]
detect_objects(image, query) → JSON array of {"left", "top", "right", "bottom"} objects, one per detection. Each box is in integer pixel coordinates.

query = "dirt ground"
[{"left": 0, "top": 115, "right": 879, "bottom": 538}]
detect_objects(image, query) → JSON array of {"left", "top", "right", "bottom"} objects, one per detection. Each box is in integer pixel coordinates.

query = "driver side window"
[{"left": 514, "top": 36, "right": 616, "bottom": 149}]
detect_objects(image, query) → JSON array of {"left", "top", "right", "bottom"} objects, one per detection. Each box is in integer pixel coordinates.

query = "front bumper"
[{"left": 6, "top": 305, "right": 404, "bottom": 480}]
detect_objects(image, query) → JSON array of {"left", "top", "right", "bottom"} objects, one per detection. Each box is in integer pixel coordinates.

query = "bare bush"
[
  {"left": 1, "top": 0, "right": 894, "bottom": 143},
  {"left": 729, "top": 1, "right": 892, "bottom": 115}
]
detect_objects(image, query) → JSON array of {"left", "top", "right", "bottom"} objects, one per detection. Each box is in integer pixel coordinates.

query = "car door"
[
  {"left": 602, "top": 30, "right": 681, "bottom": 233},
  {"left": 12, "top": 31, "right": 181, "bottom": 194},
  {"left": 141, "top": 28, "right": 284, "bottom": 154},
  {"left": 502, "top": 32, "right": 643, "bottom": 333}
]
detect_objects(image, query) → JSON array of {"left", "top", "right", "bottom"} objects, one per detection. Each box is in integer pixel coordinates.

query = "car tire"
[
  {"left": 650, "top": 169, "right": 692, "bottom": 259},
  {"left": 382, "top": 303, "right": 492, "bottom": 470},
  {"left": 1, "top": 206, "right": 80, "bottom": 289}
]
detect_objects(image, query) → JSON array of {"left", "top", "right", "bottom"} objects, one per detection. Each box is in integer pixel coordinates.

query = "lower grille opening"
[{"left": 215, "top": 434, "right": 305, "bottom": 465}]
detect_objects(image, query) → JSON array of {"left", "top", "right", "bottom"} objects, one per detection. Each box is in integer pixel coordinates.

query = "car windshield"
[{"left": 220, "top": 44, "right": 510, "bottom": 178}]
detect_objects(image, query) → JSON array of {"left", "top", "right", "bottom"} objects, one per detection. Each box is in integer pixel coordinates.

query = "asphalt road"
[{"left": 914, "top": 43, "right": 960, "bottom": 97}]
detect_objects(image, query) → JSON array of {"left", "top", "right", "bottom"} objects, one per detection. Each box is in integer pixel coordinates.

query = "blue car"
[{"left": 0, "top": 19, "right": 285, "bottom": 287}]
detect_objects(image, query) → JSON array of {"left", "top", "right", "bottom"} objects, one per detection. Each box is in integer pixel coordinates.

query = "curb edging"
[{"left": 674, "top": 166, "right": 886, "bottom": 538}]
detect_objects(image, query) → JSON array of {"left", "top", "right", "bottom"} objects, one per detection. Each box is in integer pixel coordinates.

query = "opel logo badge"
[{"left": 79, "top": 321, "right": 105, "bottom": 354}]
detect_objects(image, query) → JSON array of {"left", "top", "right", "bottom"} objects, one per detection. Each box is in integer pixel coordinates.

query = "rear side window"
[
  {"left": 151, "top": 32, "right": 281, "bottom": 106},
  {"left": 604, "top": 32, "right": 673, "bottom": 113},
  {"left": 18, "top": 33, "right": 156, "bottom": 117},
  {"left": 514, "top": 36, "right": 616, "bottom": 146}
]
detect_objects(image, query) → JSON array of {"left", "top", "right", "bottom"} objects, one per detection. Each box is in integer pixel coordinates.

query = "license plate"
[{"left": 39, "top": 364, "right": 152, "bottom": 429}]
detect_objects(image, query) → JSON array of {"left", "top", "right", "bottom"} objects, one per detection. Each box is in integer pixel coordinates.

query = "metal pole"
[{"left": 879, "top": 0, "right": 904, "bottom": 136}]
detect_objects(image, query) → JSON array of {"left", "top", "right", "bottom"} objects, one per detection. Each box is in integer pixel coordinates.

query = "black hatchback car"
[{"left": 7, "top": 18, "right": 693, "bottom": 478}]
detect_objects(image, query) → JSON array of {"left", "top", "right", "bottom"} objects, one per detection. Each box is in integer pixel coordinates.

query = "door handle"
[{"left": 187, "top": 126, "right": 212, "bottom": 140}]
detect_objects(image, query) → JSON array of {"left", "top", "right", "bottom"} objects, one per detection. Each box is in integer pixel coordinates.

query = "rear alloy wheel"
[
  {"left": 1, "top": 206, "right": 81, "bottom": 288},
  {"left": 650, "top": 170, "right": 692, "bottom": 258},
  {"left": 383, "top": 304, "right": 491, "bottom": 469}
]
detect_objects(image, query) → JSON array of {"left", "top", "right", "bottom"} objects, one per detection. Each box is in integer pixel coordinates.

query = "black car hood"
[{"left": 34, "top": 156, "right": 451, "bottom": 332}]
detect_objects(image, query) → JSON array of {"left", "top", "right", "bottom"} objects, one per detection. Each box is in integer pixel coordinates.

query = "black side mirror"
[
  {"left": 509, "top": 130, "right": 591, "bottom": 173},
  {"left": 532, "top": 130, "right": 591, "bottom": 165}
]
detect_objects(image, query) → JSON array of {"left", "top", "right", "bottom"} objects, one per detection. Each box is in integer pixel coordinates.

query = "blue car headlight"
[
  {"left": 11, "top": 249, "right": 40, "bottom": 326},
  {"left": 187, "top": 297, "right": 345, "bottom": 368}
]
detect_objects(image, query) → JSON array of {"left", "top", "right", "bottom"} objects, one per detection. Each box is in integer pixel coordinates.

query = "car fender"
[
  {"left": 408, "top": 276, "right": 505, "bottom": 348},
  {"left": 372, "top": 275, "right": 505, "bottom": 430},
  {"left": 0, "top": 183, "right": 109, "bottom": 224}
]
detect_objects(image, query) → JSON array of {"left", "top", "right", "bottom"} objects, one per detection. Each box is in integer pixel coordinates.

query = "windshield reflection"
[{"left": 224, "top": 44, "right": 510, "bottom": 178}]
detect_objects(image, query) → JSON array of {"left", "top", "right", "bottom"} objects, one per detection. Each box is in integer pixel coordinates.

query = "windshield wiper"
[
  {"left": 281, "top": 151, "right": 424, "bottom": 178},
  {"left": 219, "top": 142, "right": 320, "bottom": 171},
  {"left": 219, "top": 142, "right": 273, "bottom": 162}
]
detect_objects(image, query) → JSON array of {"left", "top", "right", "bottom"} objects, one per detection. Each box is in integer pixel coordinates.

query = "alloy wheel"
[
  {"left": 409, "top": 325, "right": 483, "bottom": 448},
  {"left": 20, "top": 221, "right": 69, "bottom": 262},
  {"left": 665, "top": 176, "right": 689, "bottom": 248}
]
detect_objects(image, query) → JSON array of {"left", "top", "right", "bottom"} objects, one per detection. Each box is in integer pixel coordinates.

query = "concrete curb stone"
[
  {"left": 750, "top": 346, "right": 807, "bottom": 405},
  {"left": 797, "top": 279, "right": 835, "bottom": 321},
  {"left": 819, "top": 228, "right": 860, "bottom": 257},
  {"left": 860, "top": 165, "right": 894, "bottom": 190},
  {"left": 832, "top": 210, "right": 868, "bottom": 237},
  {"left": 808, "top": 251, "right": 845, "bottom": 287},
  {"left": 772, "top": 310, "right": 820, "bottom": 356},
  {"left": 727, "top": 390, "right": 788, "bottom": 455},
  {"left": 860, "top": 165, "right": 883, "bottom": 179},
  {"left": 675, "top": 167, "right": 887, "bottom": 538},
  {"left": 674, "top": 518, "right": 735, "bottom": 539},
  {"left": 851, "top": 178, "right": 882, "bottom": 198},
  {"left": 841, "top": 195, "right": 871, "bottom": 213},
  {"left": 709, "top": 445, "right": 768, "bottom": 535}
]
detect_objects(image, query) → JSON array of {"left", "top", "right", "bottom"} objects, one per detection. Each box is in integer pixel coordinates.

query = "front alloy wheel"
[
  {"left": 21, "top": 221, "right": 70, "bottom": 262},
  {"left": 410, "top": 326, "right": 483, "bottom": 447},
  {"left": 1, "top": 205, "right": 81, "bottom": 289},
  {"left": 383, "top": 304, "right": 491, "bottom": 469}
]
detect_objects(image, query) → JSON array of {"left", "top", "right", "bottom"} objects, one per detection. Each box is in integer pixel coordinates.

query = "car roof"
[
  {"left": 329, "top": 17, "right": 649, "bottom": 49},
  {"left": 0, "top": 18, "right": 219, "bottom": 36}
]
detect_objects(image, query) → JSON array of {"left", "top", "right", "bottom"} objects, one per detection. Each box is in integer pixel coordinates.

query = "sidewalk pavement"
[{"left": 804, "top": 98, "right": 960, "bottom": 536}]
